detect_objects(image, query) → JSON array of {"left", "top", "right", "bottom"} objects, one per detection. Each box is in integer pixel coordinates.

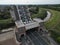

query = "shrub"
[
  {"left": 29, "top": 7, "right": 39, "bottom": 14},
  {"left": 31, "top": 9, "right": 47, "bottom": 20},
  {"left": 0, "top": 18, "right": 15, "bottom": 30},
  {"left": 37, "top": 9, "right": 47, "bottom": 19},
  {"left": 50, "top": 30, "right": 60, "bottom": 44},
  {"left": 56, "top": 37, "right": 60, "bottom": 43},
  {"left": 0, "top": 10, "right": 11, "bottom": 20}
]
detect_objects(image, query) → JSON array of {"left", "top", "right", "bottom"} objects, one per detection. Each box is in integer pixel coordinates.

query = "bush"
[
  {"left": 0, "top": 18, "right": 15, "bottom": 30},
  {"left": 37, "top": 9, "right": 47, "bottom": 19},
  {"left": 29, "top": 7, "right": 39, "bottom": 14},
  {"left": 0, "top": 6, "right": 15, "bottom": 31},
  {"left": 56, "top": 37, "right": 60, "bottom": 43},
  {"left": 50, "top": 30, "right": 60, "bottom": 44},
  {"left": 0, "top": 10, "right": 11, "bottom": 20},
  {"left": 41, "top": 5, "right": 60, "bottom": 11},
  {"left": 31, "top": 9, "right": 47, "bottom": 20}
]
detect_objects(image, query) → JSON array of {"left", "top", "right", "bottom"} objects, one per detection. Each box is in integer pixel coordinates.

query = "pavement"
[
  {"left": 0, "top": 38, "right": 17, "bottom": 45},
  {"left": 0, "top": 30, "right": 18, "bottom": 45},
  {"left": 1, "top": 28, "right": 13, "bottom": 32},
  {"left": 0, "top": 31, "right": 14, "bottom": 42},
  {"left": 43, "top": 11, "right": 51, "bottom": 22},
  {"left": 33, "top": 11, "right": 51, "bottom": 23}
]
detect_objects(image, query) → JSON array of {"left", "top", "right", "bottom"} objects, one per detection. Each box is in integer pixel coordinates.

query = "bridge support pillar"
[{"left": 38, "top": 26, "right": 40, "bottom": 32}]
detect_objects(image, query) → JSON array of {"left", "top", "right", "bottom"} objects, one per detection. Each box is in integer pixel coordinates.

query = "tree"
[
  {"left": 57, "top": 37, "right": 60, "bottom": 43},
  {"left": 0, "top": 8, "right": 11, "bottom": 20},
  {"left": 37, "top": 9, "right": 47, "bottom": 20},
  {"left": 31, "top": 9, "right": 47, "bottom": 20},
  {"left": 29, "top": 7, "right": 39, "bottom": 14}
]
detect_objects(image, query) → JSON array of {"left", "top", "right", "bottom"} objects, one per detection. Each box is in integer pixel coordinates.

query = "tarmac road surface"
[
  {"left": 0, "top": 31, "right": 18, "bottom": 45},
  {"left": 0, "top": 38, "right": 17, "bottom": 45}
]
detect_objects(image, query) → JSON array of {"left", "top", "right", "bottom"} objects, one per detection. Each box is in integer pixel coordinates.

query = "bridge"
[
  {"left": 10, "top": 5, "right": 49, "bottom": 45},
  {"left": 10, "top": 5, "right": 41, "bottom": 30}
]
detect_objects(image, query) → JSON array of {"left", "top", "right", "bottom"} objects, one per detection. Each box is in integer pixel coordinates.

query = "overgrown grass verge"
[
  {"left": 43, "top": 8, "right": 60, "bottom": 44},
  {"left": 0, "top": 18, "right": 15, "bottom": 30}
]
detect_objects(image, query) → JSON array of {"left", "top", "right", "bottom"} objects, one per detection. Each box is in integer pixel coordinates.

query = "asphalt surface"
[
  {"left": 0, "top": 31, "right": 18, "bottom": 45},
  {"left": 0, "top": 38, "right": 17, "bottom": 45},
  {"left": 19, "top": 30, "right": 48, "bottom": 45},
  {"left": 0, "top": 31, "right": 14, "bottom": 42}
]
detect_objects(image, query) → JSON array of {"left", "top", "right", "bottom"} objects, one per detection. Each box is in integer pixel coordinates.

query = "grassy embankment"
[
  {"left": 31, "top": 7, "right": 60, "bottom": 44},
  {"left": 31, "top": 8, "right": 47, "bottom": 20},
  {"left": 44, "top": 9, "right": 60, "bottom": 32},
  {"left": 44, "top": 8, "right": 60, "bottom": 44},
  {"left": 0, "top": 18, "right": 15, "bottom": 30}
]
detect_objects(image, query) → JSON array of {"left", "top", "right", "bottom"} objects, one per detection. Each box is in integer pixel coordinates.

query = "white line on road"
[
  {"left": 31, "top": 32, "right": 43, "bottom": 45},
  {"left": 27, "top": 35, "right": 35, "bottom": 45}
]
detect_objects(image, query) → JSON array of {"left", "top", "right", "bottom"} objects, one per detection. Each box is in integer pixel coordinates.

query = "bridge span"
[{"left": 10, "top": 5, "right": 50, "bottom": 45}]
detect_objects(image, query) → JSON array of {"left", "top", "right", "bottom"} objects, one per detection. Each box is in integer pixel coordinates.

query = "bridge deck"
[{"left": 15, "top": 21, "right": 39, "bottom": 30}]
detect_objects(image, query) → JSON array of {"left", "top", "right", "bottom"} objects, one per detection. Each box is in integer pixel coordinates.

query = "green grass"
[
  {"left": 44, "top": 9, "right": 60, "bottom": 32},
  {"left": 0, "top": 18, "right": 15, "bottom": 30},
  {"left": 0, "top": 18, "right": 13, "bottom": 24},
  {"left": 31, "top": 8, "right": 47, "bottom": 20},
  {"left": 42, "top": 8, "right": 60, "bottom": 44}
]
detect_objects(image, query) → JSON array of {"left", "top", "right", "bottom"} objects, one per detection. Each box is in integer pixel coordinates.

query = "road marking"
[
  {"left": 31, "top": 32, "right": 43, "bottom": 45},
  {"left": 36, "top": 31, "right": 49, "bottom": 45},
  {"left": 27, "top": 35, "right": 35, "bottom": 45}
]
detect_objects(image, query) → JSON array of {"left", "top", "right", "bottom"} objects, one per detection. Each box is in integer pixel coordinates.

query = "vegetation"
[
  {"left": 50, "top": 30, "right": 60, "bottom": 44},
  {"left": 29, "top": 6, "right": 39, "bottom": 14},
  {"left": 0, "top": 5, "right": 60, "bottom": 43},
  {"left": 0, "top": 18, "right": 15, "bottom": 30},
  {"left": 31, "top": 9, "right": 47, "bottom": 20},
  {"left": 30, "top": 5, "right": 60, "bottom": 44},
  {"left": 0, "top": 10, "right": 11, "bottom": 20},
  {"left": 44, "top": 9, "right": 60, "bottom": 32},
  {"left": 39, "top": 4, "right": 60, "bottom": 11},
  {"left": 43, "top": 7, "right": 60, "bottom": 44},
  {"left": 0, "top": 6, "right": 15, "bottom": 31}
]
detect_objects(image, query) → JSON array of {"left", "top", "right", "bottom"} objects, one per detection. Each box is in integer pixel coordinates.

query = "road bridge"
[{"left": 10, "top": 5, "right": 49, "bottom": 45}]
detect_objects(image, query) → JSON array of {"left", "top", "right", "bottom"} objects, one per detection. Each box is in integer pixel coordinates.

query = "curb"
[{"left": 0, "top": 28, "right": 14, "bottom": 34}]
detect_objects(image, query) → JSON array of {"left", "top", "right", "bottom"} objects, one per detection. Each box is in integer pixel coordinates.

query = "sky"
[{"left": 0, "top": 0, "right": 60, "bottom": 5}]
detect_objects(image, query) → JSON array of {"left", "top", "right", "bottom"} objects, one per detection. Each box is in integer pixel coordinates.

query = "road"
[
  {"left": 0, "top": 30, "right": 48, "bottom": 45},
  {"left": 0, "top": 31, "right": 18, "bottom": 45},
  {"left": 19, "top": 30, "right": 49, "bottom": 45},
  {"left": 10, "top": 6, "right": 51, "bottom": 45},
  {"left": 33, "top": 11, "right": 51, "bottom": 23},
  {"left": 0, "top": 31, "right": 14, "bottom": 42},
  {"left": 43, "top": 11, "right": 51, "bottom": 22},
  {"left": 0, "top": 38, "right": 17, "bottom": 45}
]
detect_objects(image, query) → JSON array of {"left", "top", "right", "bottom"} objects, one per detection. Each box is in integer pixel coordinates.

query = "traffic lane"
[
  {"left": 0, "top": 38, "right": 17, "bottom": 45},
  {"left": 21, "top": 35, "right": 33, "bottom": 45},
  {"left": 36, "top": 31, "right": 48, "bottom": 45},
  {"left": 33, "top": 31, "right": 48, "bottom": 45},
  {"left": 24, "top": 35, "right": 32, "bottom": 45},
  {"left": 21, "top": 36, "right": 27, "bottom": 45},
  {"left": 31, "top": 32, "right": 43, "bottom": 45},
  {"left": 32, "top": 32, "right": 44, "bottom": 45},
  {"left": 26, "top": 36, "right": 34, "bottom": 45},
  {"left": 27, "top": 30, "right": 48, "bottom": 45},
  {"left": 27, "top": 32, "right": 41, "bottom": 45},
  {"left": 36, "top": 32, "right": 49, "bottom": 45}
]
